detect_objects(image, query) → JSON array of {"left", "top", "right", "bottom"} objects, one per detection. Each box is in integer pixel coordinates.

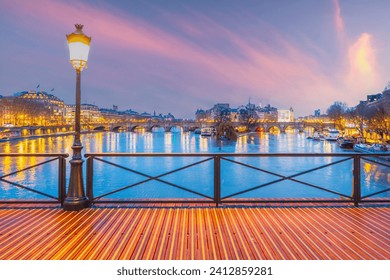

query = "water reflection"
[{"left": 0, "top": 131, "right": 388, "bottom": 199}]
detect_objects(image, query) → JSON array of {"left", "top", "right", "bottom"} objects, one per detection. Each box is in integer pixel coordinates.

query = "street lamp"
[{"left": 63, "top": 24, "right": 91, "bottom": 211}]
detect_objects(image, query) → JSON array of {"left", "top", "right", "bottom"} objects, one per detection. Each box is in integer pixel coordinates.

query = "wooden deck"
[{"left": 0, "top": 206, "right": 389, "bottom": 260}]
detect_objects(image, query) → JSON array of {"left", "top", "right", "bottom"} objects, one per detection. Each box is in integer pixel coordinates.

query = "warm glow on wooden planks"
[{"left": 0, "top": 207, "right": 389, "bottom": 260}]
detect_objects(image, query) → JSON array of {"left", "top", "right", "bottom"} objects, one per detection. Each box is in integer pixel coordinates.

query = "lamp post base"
[
  {"left": 63, "top": 196, "right": 89, "bottom": 211},
  {"left": 63, "top": 146, "right": 89, "bottom": 211}
]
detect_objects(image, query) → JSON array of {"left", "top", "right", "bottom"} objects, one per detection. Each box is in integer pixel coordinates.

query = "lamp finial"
[{"left": 75, "top": 24, "right": 84, "bottom": 33}]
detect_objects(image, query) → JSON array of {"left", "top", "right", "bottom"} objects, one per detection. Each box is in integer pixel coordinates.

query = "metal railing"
[
  {"left": 84, "top": 153, "right": 390, "bottom": 206},
  {"left": 0, "top": 153, "right": 68, "bottom": 205},
  {"left": 0, "top": 152, "right": 388, "bottom": 207}
]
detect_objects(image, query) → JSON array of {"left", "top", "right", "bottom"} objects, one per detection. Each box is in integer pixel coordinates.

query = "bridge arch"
[
  {"left": 165, "top": 126, "right": 183, "bottom": 133},
  {"left": 130, "top": 125, "right": 146, "bottom": 132},
  {"left": 150, "top": 125, "right": 165, "bottom": 132},
  {"left": 93, "top": 126, "right": 106, "bottom": 131},
  {"left": 112, "top": 126, "right": 126, "bottom": 132},
  {"left": 267, "top": 126, "right": 281, "bottom": 133},
  {"left": 284, "top": 125, "right": 297, "bottom": 133}
]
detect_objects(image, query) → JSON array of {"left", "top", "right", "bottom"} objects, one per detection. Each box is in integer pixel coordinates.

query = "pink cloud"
[
  {"left": 333, "top": 0, "right": 345, "bottom": 41},
  {"left": 347, "top": 33, "right": 379, "bottom": 92},
  {"left": 2, "top": 0, "right": 381, "bottom": 116}
]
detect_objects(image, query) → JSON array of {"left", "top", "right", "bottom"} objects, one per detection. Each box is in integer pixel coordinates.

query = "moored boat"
[
  {"left": 200, "top": 127, "right": 213, "bottom": 137},
  {"left": 353, "top": 143, "right": 390, "bottom": 160},
  {"left": 337, "top": 137, "right": 355, "bottom": 149},
  {"left": 312, "top": 131, "right": 324, "bottom": 141},
  {"left": 325, "top": 129, "right": 340, "bottom": 141}
]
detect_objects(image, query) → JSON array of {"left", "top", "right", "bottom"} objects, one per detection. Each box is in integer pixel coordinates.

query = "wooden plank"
[
  {"left": 0, "top": 207, "right": 389, "bottom": 260},
  {"left": 0, "top": 209, "right": 68, "bottom": 259},
  {"left": 288, "top": 207, "right": 353, "bottom": 259},
  {"left": 110, "top": 208, "right": 147, "bottom": 259},
  {"left": 120, "top": 208, "right": 154, "bottom": 259},
  {"left": 276, "top": 208, "right": 338, "bottom": 259},
  {"left": 46, "top": 209, "right": 109, "bottom": 260}
]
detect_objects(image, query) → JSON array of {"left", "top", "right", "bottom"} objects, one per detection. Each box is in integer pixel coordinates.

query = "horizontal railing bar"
[
  {"left": 0, "top": 157, "right": 59, "bottom": 180},
  {"left": 221, "top": 199, "right": 354, "bottom": 204},
  {"left": 0, "top": 153, "right": 69, "bottom": 157},
  {"left": 85, "top": 152, "right": 390, "bottom": 157},
  {"left": 91, "top": 199, "right": 215, "bottom": 204},
  {"left": 0, "top": 200, "right": 60, "bottom": 204}
]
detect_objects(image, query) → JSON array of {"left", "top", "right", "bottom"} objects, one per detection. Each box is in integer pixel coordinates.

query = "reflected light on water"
[
  {"left": 181, "top": 132, "right": 191, "bottom": 152},
  {"left": 164, "top": 133, "right": 172, "bottom": 153},
  {"left": 236, "top": 135, "right": 248, "bottom": 153},
  {"left": 144, "top": 132, "right": 153, "bottom": 151},
  {"left": 129, "top": 132, "right": 137, "bottom": 152},
  {"left": 0, "top": 131, "right": 389, "bottom": 199},
  {"left": 199, "top": 136, "right": 208, "bottom": 152}
]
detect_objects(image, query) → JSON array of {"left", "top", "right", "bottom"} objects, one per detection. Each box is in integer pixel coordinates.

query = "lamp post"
[{"left": 63, "top": 24, "right": 91, "bottom": 211}]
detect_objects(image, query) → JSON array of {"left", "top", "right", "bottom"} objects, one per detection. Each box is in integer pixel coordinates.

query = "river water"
[{"left": 0, "top": 131, "right": 389, "bottom": 200}]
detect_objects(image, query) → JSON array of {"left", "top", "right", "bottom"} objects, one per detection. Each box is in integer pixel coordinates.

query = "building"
[
  {"left": 210, "top": 103, "right": 231, "bottom": 121},
  {"left": 258, "top": 104, "right": 278, "bottom": 121},
  {"left": 65, "top": 103, "right": 102, "bottom": 125},
  {"left": 195, "top": 109, "right": 210, "bottom": 122},
  {"left": 367, "top": 93, "right": 382, "bottom": 103},
  {"left": 16, "top": 90, "right": 66, "bottom": 125},
  {"left": 278, "top": 108, "right": 294, "bottom": 122}
]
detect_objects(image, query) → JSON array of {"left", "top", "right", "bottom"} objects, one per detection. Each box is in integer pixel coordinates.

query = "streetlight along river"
[{"left": 64, "top": 24, "right": 91, "bottom": 210}]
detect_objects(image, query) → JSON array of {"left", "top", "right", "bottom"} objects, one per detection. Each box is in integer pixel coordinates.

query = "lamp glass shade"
[
  {"left": 66, "top": 24, "right": 91, "bottom": 71},
  {"left": 68, "top": 42, "right": 90, "bottom": 69}
]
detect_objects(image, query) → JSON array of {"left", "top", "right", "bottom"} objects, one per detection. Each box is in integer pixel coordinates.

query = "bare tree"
[
  {"left": 346, "top": 104, "right": 368, "bottom": 136},
  {"left": 366, "top": 106, "right": 390, "bottom": 141},
  {"left": 326, "top": 101, "right": 348, "bottom": 130},
  {"left": 238, "top": 103, "right": 260, "bottom": 132}
]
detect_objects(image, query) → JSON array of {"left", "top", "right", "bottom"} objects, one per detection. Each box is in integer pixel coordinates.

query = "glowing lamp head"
[{"left": 66, "top": 24, "right": 91, "bottom": 71}]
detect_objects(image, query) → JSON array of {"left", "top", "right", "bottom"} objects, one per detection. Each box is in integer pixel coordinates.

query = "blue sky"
[{"left": 1, "top": 0, "right": 390, "bottom": 118}]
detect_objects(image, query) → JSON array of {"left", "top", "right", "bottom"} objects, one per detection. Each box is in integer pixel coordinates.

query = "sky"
[{"left": 1, "top": 0, "right": 390, "bottom": 118}]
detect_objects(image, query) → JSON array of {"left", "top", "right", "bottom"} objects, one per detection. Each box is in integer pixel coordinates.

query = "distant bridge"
[
  {"left": 85, "top": 120, "right": 334, "bottom": 133},
  {"left": 0, "top": 121, "right": 334, "bottom": 138}
]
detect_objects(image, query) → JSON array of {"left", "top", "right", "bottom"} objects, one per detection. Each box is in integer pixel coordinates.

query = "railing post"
[
  {"left": 214, "top": 155, "right": 221, "bottom": 207},
  {"left": 352, "top": 155, "right": 361, "bottom": 207},
  {"left": 86, "top": 156, "right": 94, "bottom": 207},
  {"left": 58, "top": 156, "right": 67, "bottom": 206}
]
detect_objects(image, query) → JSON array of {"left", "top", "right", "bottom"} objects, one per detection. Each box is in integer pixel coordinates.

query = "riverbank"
[{"left": 0, "top": 130, "right": 102, "bottom": 143}]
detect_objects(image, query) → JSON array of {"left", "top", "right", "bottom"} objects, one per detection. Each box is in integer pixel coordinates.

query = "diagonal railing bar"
[
  {"left": 221, "top": 156, "right": 352, "bottom": 182},
  {"left": 221, "top": 174, "right": 352, "bottom": 200},
  {"left": 361, "top": 188, "right": 390, "bottom": 199},
  {"left": 287, "top": 178, "right": 352, "bottom": 198},
  {"left": 93, "top": 156, "right": 214, "bottom": 200},
  {"left": 361, "top": 156, "right": 390, "bottom": 168},
  {"left": 221, "top": 156, "right": 353, "bottom": 199},
  {"left": 0, "top": 178, "right": 58, "bottom": 200},
  {"left": 221, "top": 157, "right": 290, "bottom": 178},
  {"left": 222, "top": 178, "right": 286, "bottom": 199},
  {"left": 0, "top": 157, "right": 58, "bottom": 180}
]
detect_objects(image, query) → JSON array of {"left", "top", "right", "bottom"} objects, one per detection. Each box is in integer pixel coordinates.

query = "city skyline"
[{"left": 1, "top": 0, "right": 390, "bottom": 118}]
